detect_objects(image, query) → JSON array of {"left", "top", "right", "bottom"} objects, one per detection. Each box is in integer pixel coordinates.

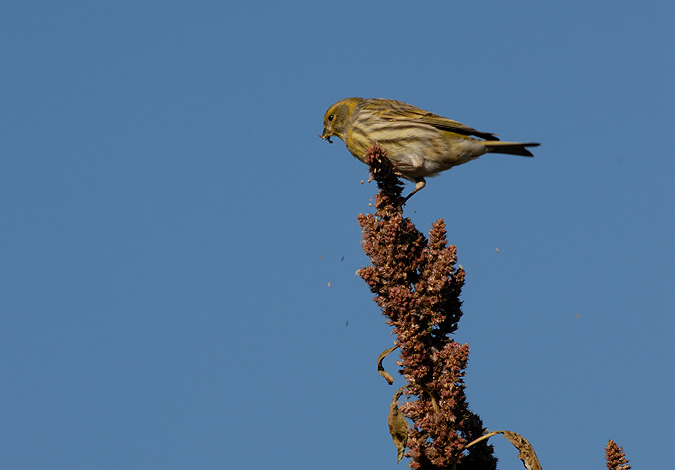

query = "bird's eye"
[{"left": 328, "top": 114, "right": 334, "bottom": 121}]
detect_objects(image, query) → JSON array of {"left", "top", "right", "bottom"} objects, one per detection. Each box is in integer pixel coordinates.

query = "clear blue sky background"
[{"left": 1, "top": 1, "right": 672, "bottom": 469}]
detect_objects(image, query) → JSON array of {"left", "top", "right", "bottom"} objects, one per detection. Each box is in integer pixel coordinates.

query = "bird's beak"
[{"left": 319, "top": 129, "right": 333, "bottom": 143}]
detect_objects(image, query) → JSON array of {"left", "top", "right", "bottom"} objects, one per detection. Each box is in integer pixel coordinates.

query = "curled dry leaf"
[
  {"left": 466, "top": 430, "right": 542, "bottom": 470},
  {"left": 388, "top": 386, "right": 408, "bottom": 464},
  {"left": 377, "top": 345, "right": 399, "bottom": 385}
]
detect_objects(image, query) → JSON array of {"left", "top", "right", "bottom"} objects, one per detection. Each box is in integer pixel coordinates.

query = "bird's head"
[{"left": 319, "top": 98, "right": 360, "bottom": 143}]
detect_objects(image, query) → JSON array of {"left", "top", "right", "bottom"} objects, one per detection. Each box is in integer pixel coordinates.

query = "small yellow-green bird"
[{"left": 320, "top": 97, "right": 539, "bottom": 199}]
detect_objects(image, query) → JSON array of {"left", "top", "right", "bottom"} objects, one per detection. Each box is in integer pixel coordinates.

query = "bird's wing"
[{"left": 375, "top": 104, "right": 500, "bottom": 141}]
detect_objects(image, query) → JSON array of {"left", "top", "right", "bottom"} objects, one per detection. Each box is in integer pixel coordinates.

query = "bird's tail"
[{"left": 484, "top": 141, "right": 540, "bottom": 157}]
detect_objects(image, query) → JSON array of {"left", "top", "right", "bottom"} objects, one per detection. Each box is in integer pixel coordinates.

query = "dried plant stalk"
[{"left": 358, "top": 144, "right": 497, "bottom": 469}]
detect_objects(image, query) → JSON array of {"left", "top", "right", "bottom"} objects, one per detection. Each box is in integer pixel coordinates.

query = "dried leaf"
[
  {"left": 377, "top": 345, "right": 399, "bottom": 385},
  {"left": 388, "top": 387, "right": 408, "bottom": 464},
  {"left": 466, "top": 430, "right": 542, "bottom": 470}
]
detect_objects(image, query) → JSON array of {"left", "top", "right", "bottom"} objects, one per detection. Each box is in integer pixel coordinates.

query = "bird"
[{"left": 320, "top": 97, "right": 539, "bottom": 200}]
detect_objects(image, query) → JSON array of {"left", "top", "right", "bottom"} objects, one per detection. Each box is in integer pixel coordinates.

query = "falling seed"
[
  {"left": 495, "top": 248, "right": 500, "bottom": 253},
  {"left": 327, "top": 282, "right": 331, "bottom": 287},
  {"left": 575, "top": 312, "right": 580, "bottom": 318}
]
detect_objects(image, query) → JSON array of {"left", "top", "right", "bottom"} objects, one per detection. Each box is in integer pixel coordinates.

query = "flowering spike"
[
  {"left": 606, "top": 440, "right": 631, "bottom": 470},
  {"left": 358, "top": 145, "right": 494, "bottom": 468}
]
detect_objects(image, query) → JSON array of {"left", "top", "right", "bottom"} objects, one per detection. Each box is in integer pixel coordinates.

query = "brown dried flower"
[
  {"left": 357, "top": 144, "right": 495, "bottom": 469},
  {"left": 606, "top": 440, "right": 631, "bottom": 470}
]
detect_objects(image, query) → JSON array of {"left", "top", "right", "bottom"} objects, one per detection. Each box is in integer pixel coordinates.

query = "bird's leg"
[{"left": 404, "top": 178, "right": 426, "bottom": 202}]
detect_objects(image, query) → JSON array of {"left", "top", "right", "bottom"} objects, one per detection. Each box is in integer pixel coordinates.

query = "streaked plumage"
[{"left": 320, "top": 97, "right": 539, "bottom": 199}]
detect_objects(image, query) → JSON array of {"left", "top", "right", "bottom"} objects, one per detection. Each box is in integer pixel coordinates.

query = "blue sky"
[{"left": 1, "top": 1, "right": 673, "bottom": 468}]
